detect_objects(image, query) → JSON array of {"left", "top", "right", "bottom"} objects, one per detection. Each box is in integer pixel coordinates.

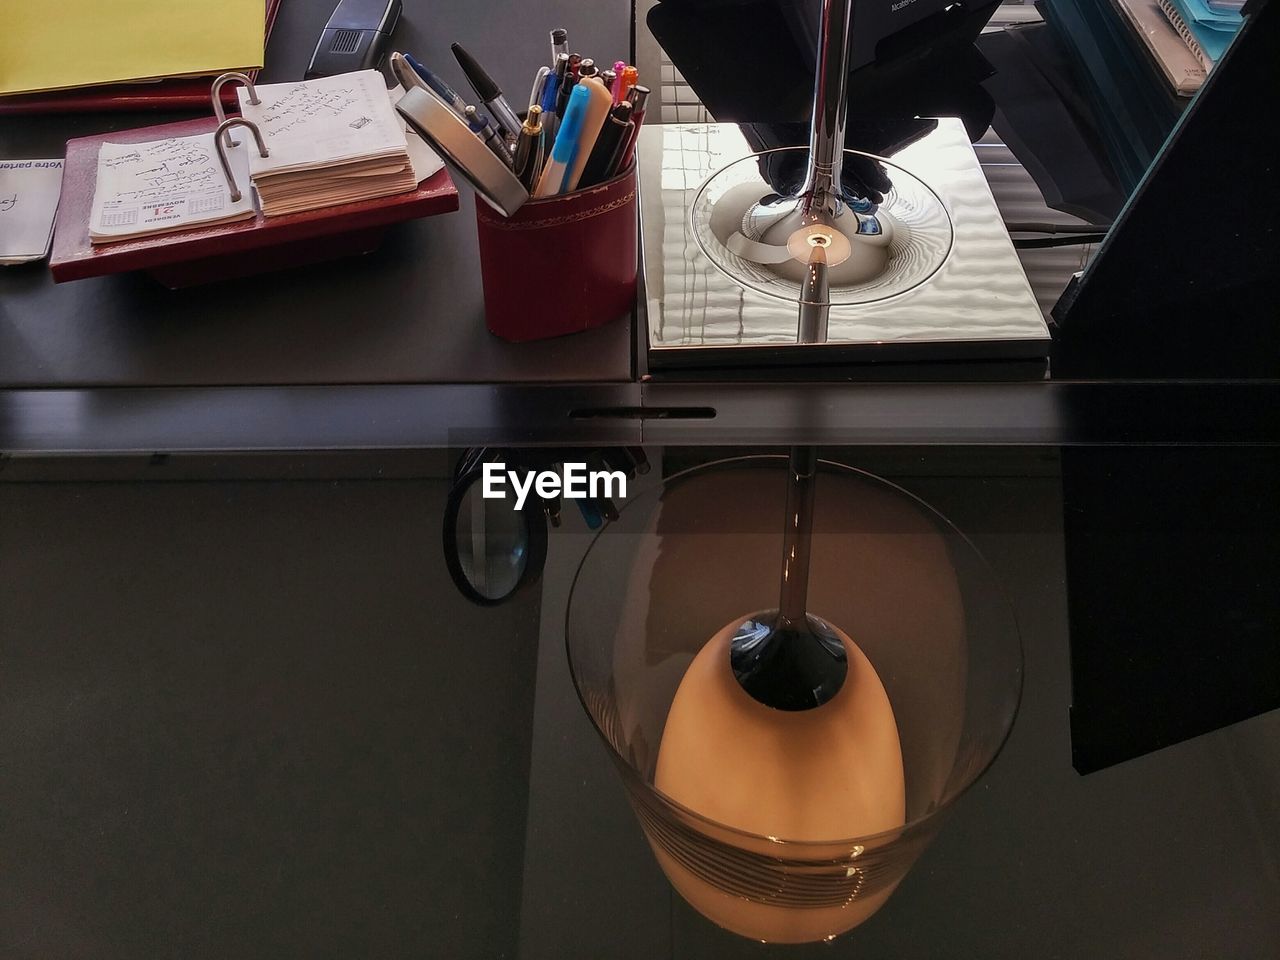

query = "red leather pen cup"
[{"left": 475, "top": 162, "right": 637, "bottom": 342}]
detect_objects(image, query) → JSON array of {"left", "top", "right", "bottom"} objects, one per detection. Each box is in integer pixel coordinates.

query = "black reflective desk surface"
[{"left": 2, "top": 445, "right": 1277, "bottom": 959}]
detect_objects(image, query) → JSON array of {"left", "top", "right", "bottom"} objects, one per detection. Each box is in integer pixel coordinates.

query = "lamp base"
[
  {"left": 639, "top": 119, "right": 1051, "bottom": 370},
  {"left": 698, "top": 150, "right": 950, "bottom": 303}
]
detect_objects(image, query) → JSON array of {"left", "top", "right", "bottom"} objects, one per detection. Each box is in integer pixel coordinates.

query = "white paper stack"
[
  {"left": 89, "top": 136, "right": 254, "bottom": 244},
  {"left": 0, "top": 159, "right": 63, "bottom": 263},
  {"left": 237, "top": 70, "right": 417, "bottom": 216}
]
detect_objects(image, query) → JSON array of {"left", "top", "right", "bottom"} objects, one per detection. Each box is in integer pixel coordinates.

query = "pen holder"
[{"left": 475, "top": 163, "right": 637, "bottom": 342}]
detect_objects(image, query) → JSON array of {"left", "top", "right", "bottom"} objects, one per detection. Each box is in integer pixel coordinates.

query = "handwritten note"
[
  {"left": 0, "top": 159, "right": 63, "bottom": 265},
  {"left": 238, "top": 70, "right": 407, "bottom": 176},
  {"left": 89, "top": 135, "right": 254, "bottom": 243}
]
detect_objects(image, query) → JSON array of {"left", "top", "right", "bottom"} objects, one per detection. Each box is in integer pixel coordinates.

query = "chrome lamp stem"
[
  {"left": 794, "top": 0, "right": 855, "bottom": 342},
  {"left": 797, "top": 0, "right": 855, "bottom": 225}
]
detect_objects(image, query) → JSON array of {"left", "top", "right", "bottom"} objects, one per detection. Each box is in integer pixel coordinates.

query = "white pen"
[{"left": 529, "top": 65, "right": 551, "bottom": 113}]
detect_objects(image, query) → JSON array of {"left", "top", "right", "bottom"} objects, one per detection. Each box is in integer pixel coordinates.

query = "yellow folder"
[{"left": 0, "top": 0, "right": 266, "bottom": 97}]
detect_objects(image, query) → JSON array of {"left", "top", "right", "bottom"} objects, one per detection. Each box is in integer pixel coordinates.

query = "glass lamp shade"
[{"left": 566, "top": 457, "right": 1022, "bottom": 943}]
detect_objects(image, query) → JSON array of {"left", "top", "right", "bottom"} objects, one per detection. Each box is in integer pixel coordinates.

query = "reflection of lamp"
[
  {"left": 655, "top": 448, "right": 906, "bottom": 941},
  {"left": 692, "top": 0, "right": 955, "bottom": 330},
  {"left": 567, "top": 455, "right": 1021, "bottom": 943}
]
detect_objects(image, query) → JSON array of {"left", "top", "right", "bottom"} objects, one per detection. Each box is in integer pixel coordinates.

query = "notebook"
[
  {"left": 0, "top": 159, "right": 64, "bottom": 264},
  {"left": 0, "top": 0, "right": 280, "bottom": 115},
  {"left": 236, "top": 71, "right": 418, "bottom": 216},
  {"left": 0, "top": 0, "right": 265, "bottom": 97},
  {"left": 1113, "top": 0, "right": 1208, "bottom": 95},
  {"left": 1158, "top": 0, "right": 1241, "bottom": 65},
  {"left": 89, "top": 135, "right": 255, "bottom": 244},
  {"left": 1175, "top": 0, "right": 1245, "bottom": 29}
]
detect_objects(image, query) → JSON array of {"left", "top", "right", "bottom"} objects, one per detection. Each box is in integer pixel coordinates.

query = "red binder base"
[{"left": 50, "top": 116, "right": 459, "bottom": 288}]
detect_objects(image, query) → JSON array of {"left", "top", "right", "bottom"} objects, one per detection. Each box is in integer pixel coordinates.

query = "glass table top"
[{"left": 3, "top": 444, "right": 1276, "bottom": 958}]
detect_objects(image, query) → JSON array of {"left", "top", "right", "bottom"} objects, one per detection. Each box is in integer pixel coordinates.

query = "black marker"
[{"left": 451, "top": 42, "right": 522, "bottom": 142}]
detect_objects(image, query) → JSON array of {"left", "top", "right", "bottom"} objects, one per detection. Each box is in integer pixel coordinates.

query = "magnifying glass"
[{"left": 442, "top": 454, "right": 548, "bottom": 606}]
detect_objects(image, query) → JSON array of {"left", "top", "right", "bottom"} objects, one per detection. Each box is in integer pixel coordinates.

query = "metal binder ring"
[
  {"left": 211, "top": 72, "right": 261, "bottom": 148},
  {"left": 214, "top": 118, "right": 268, "bottom": 204}
]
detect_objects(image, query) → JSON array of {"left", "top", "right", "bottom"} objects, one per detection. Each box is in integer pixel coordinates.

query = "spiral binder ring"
[
  {"left": 214, "top": 118, "right": 268, "bottom": 204},
  {"left": 210, "top": 72, "right": 261, "bottom": 149}
]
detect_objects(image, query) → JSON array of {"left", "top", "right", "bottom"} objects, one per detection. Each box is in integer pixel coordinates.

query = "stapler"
[{"left": 306, "top": 0, "right": 402, "bottom": 78}]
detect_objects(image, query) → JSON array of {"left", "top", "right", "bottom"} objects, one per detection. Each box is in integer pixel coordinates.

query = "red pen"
[{"left": 616, "top": 84, "right": 649, "bottom": 172}]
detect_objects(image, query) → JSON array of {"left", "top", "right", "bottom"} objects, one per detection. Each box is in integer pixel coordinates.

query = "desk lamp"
[
  {"left": 638, "top": 0, "right": 1050, "bottom": 369},
  {"left": 691, "top": 0, "right": 954, "bottom": 335}
]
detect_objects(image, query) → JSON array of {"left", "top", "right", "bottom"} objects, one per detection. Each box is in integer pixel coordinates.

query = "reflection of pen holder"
[{"left": 475, "top": 162, "right": 637, "bottom": 342}]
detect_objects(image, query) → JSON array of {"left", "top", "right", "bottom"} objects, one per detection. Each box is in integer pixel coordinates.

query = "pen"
[
  {"left": 563, "top": 76, "right": 614, "bottom": 193},
  {"left": 580, "top": 100, "right": 632, "bottom": 188},
  {"left": 599, "top": 69, "right": 617, "bottom": 94},
  {"left": 512, "top": 105, "right": 545, "bottom": 191},
  {"left": 534, "top": 83, "right": 589, "bottom": 198},
  {"left": 400, "top": 52, "right": 468, "bottom": 117},
  {"left": 567, "top": 53, "right": 582, "bottom": 77},
  {"left": 552, "top": 51, "right": 570, "bottom": 84},
  {"left": 610, "top": 61, "right": 627, "bottom": 101},
  {"left": 541, "top": 53, "right": 568, "bottom": 135},
  {"left": 616, "top": 84, "right": 649, "bottom": 171},
  {"left": 614, "top": 65, "right": 638, "bottom": 104},
  {"left": 390, "top": 51, "right": 427, "bottom": 94},
  {"left": 465, "top": 104, "right": 514, "bottom": 168},
  {"left": 627, "top": 83, "right": 650, "bottom": 119},
  {"left": 578, "top": 58, "right": 598, "bottom": 80},
  {"left": 603, "top": 116, "right": 636, "bottom": 180},
  {"left": 451, "top": 42, "right": 523, "bottom": 142},
  {"left": 529, "top": 65, "right": 551, "bottom": 113},
  {"left": 555, "top": 66, "right": 580, "bottom": 119},
  {"left": 550, "top": 28, "right": 569, "bottom": 64}
]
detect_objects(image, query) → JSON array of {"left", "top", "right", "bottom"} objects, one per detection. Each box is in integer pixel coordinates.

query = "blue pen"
[
  {"left": 538, "top": 76, "right": 561, "bottom": 143},
  {"left": 540, "top": 53, "right": 569, "bottom": 140},
  {"left": 532, "top": 84, "right": 588, "bottom": 197},
  {"left": 540, "top": 69, "right": 562, "bottom": 119},
  {"left": 404, "top": 52, "right": 468, "bottom": 117}
]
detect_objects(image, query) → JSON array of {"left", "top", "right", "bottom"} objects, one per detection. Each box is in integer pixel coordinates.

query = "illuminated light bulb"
[{"left": 653, "top": 613, "right": 906, "bottom": 943}]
